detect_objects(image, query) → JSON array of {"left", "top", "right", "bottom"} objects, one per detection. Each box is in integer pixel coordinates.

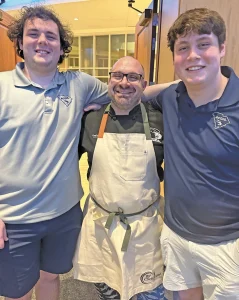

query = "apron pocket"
[
  {"left": 119, "top": 151, "right": 147, "bottom": 181},
  {"left": 129, "top": 208, "right": 162, "bottom": 248}
]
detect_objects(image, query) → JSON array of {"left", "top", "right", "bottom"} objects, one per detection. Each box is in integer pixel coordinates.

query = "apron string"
[
  {"left": 97, "top": 104, "right": 111, "bottom": 138},
  {"left": 105, "top": 210, "right": 131, "bottom": 252},
  {"left": 90, "top": 195, "right": 159, "bottom": 252},
  {"left": 93, "top": 103, "right": 152, "bottom": 251},
  {"left": 140, "top": 103, "right": 151, "bottom": 140}
]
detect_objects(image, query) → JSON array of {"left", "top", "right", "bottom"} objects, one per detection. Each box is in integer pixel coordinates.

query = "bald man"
[{"left": 73, "top": 56, "right": 167, "bottom": 300}]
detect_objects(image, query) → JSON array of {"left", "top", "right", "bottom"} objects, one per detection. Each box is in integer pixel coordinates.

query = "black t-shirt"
[{"left": 79, "top": 102, "right": 164, "bottom": 181}]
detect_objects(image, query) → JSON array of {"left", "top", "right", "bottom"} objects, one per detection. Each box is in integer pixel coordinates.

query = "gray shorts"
[
  {"left": 160, "top": 223, "right": 239, "bottom": 300},
  {"left": 0, "top": 203, "right": 82, "bottom": 298}
]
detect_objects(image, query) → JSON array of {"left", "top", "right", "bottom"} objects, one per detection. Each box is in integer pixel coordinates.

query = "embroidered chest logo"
[
  {"left": 150, "top": 128, "right": 163, "bottom": 143},
  {"left": 59, "top": 95, "right": 72, "bottom": 107},
  {"left": 213, "top": 112, "right": 230, "bottom": 129}
]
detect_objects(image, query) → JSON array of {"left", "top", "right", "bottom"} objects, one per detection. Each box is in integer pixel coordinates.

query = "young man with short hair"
[{"left": 152, "top": 8, "right": 239, "bottom": 300}]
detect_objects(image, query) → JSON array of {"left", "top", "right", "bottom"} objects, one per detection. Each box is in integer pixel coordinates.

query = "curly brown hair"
[
  {"left": 168, "top": 8, "right": 226, "bottom": 53},
  {"left": 7, "top": 5, "right": 73, "bottom": 64}
]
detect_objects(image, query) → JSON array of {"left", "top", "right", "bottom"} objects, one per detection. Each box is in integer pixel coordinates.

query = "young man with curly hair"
[{"left": 0, "top": 5, "right": 170, "bottom": 300}]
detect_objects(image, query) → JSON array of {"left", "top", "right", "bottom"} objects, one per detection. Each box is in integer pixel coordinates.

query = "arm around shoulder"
[
  {"left": 80, "top": 72, "right": 110, "bottom": 106},
  {"left": 142, "top": 79, "right": 181, "bottom": 101}
]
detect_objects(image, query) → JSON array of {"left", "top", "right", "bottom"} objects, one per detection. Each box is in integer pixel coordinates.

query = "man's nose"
[
  {"left": 119, "top": 75, "right": 129, "bottom": 86},
  {"left": 38, "top": 33, "right": 47, "bottom": 44},
  {"left": 187, "top": 47, "right": 200, "bottom": 60}
]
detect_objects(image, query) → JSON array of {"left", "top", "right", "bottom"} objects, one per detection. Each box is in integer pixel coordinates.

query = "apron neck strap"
[
  {"left": 97, "top": 103, "right": 151, "bottom": 140},
  {"left": 140, "top": 103, "right": 151, "bottom": 140},
  {"left": 98, "top": 103, "right": 111, "bottom": 138}
]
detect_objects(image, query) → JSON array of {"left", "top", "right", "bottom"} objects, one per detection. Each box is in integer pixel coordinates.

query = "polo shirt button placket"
[{"left": 44, "top": 96, "right": 54, "bottom": 114}]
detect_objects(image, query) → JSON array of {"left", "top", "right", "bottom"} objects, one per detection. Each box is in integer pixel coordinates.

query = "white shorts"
[{"left": 160, "top": 223, "right": 239, "bottom": 300}]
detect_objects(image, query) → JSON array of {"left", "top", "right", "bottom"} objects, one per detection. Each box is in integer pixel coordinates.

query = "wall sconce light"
[
  {"left": 138, "top": 9, "right": 152, "bottom": 26},
  {"left": 128, "top": 0, "right": 142, "bottom": 14}
]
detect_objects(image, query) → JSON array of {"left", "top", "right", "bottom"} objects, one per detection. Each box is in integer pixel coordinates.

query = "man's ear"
[
  {"left": 142, "top": 80, "right": 147, "bottom": 90},
  {"left": 19, "top": 39, "right": 23, "bottom": 50},
  {"left": 220, "top": 43, "right": 226, "bottom": 59}
]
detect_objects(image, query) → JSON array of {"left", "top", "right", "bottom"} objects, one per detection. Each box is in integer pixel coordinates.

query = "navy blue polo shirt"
[{"left": 152, "top": 66, "right": 239, "bottom": 244}]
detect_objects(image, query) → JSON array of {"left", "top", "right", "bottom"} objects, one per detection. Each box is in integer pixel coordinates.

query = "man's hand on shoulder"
[
  {"left": 0, "top": 219, "right": 8, "bottom": 249},
  {"left": 84, "top": 103, "right": 102, "bottom": 112}
]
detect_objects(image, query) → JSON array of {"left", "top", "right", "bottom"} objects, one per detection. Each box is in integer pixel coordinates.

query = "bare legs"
[{"left": 5, "top": 271, "right": 60, "bottom": 300}]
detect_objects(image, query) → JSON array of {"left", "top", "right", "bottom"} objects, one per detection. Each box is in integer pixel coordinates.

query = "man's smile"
[{"left": 185, "top": 65, "right": 205, "bottom": 71}]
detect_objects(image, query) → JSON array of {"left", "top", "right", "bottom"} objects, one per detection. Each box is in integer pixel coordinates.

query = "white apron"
[{"left": 73, "top": 104, "right": 164, "bottom": 300}]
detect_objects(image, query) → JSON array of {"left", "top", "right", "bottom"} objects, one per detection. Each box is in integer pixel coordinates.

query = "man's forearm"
[{"left": 142, "top": 80, "right": 180, "bottom": 101}]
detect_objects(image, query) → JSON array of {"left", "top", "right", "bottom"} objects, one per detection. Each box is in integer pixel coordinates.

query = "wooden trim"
[
  {"left": 155, "top": 0, "right": 180, "bottom": 83},
  {"left": 0, "top": 9, "right": 15, "bottom": 28}
]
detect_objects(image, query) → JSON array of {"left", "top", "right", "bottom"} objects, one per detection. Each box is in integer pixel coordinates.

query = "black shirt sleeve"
[
  {"left": 145, "top": 102, "right": 164, "bottom": 181},
  {"left": 78, "top": 106, "right": 106, "bottom": 179},
  {"left": 78, "top": 113, "right": 87, "bottom": 160},
  {"left": 150, "top": 91, "right": 164, "bottom": 112}
]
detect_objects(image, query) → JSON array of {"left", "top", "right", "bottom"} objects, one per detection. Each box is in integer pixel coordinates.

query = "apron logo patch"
[
  {"left": 59, "top": 95, "right": 72, "bottom": 107},
  {"left": 213, "top": 112, "right": 230, "bottom": 129},
  {"left": 150, "top": 128, "right": 163, "bottom": 143},
  {"left": 140, "top": 271, "right": 155, "bottom": 284}
]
